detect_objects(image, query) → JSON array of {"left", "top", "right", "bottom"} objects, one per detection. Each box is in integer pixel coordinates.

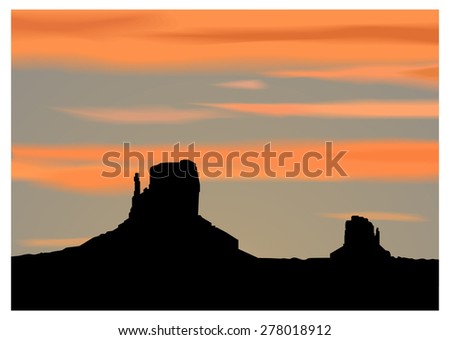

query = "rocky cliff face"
[
  {"left": 330, "top": 215, "right": 391, "bottom": 261},
  {"left": 130, "top": 160, "right": 200, "bottom": 220}
]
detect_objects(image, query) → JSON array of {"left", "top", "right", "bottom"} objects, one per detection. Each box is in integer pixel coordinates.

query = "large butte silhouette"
[{"left": 12, "top": 160, "right": 438, "bottom": 310}]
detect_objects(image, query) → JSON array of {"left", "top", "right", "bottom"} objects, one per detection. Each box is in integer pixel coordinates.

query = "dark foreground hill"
[{"left": 11, "top": 160, "right": 438, "bottom": 310}]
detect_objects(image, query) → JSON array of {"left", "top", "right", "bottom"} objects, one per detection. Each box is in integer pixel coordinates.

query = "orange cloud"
[
  {"left": 19, "top": 237, "right": 90, "bottom": 248},
  {"left": 12, "top": 10, "right": 438, "bottom": 70},
  {"left": 404, "top": 65, "right": 438, "bottom": 80},
  {"left": 12, "top": 10, "right": 437, "bottom": 37},
  {"left": 54, "top": 107, "right": 226, "bottom": 124},
  {"left": 159, "top": 25, "right": 437, "bottom": 44},
  {"left": 12, "top": 140, "right": 437, "bottom": 193},
  {"left": 12, "top": 11, "right": 155, "bottom": 37},
  {"left": 322, "top": 212, "right": 426, "bottom": 222},
  {"left": 215, "top": 80, "right": 266, "bottom": 90},
  {"left": 199, "top": 101, "right": 438, "bottom": 119},
  {"left": 266, "top": 64, "right": 438, "bottom": 87}
]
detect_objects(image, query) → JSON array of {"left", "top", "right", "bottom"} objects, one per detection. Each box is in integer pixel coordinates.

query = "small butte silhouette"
[{"left": 11, "top": 160, "right": 438, "bottom": 310}]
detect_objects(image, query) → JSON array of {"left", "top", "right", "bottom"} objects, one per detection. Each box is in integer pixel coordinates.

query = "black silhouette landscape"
[{"left": 11, "top": 160, "right": 438, "bottom": 310}]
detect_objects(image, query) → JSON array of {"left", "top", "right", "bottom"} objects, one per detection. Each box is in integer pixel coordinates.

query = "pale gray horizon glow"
[{"left": 12, "top": 179, "right": 438, "bottom": 260}]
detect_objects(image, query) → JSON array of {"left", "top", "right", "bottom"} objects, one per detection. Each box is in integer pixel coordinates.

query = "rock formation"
[
  {"left": 11, "top": 160, "right": 438, "bottom": 310},
  {"left": 330, "top": 215, "right": 391, "bottom": 261}
]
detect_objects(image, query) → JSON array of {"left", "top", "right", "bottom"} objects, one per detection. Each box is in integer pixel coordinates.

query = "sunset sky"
[{"left": 11, "top": 10, "right": 438, "bottom": 259}]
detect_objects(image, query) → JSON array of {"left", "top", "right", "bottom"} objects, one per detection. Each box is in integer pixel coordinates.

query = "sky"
[{"left": 11, "top": 10, "right": 438, "bottom": 259}]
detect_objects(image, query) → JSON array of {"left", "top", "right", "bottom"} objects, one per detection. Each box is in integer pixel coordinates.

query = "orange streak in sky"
[
  {"left": 54, "top": 107, "right": 226, "bottom": 123},
  {"left": 322, "top": 212, "right": 426, "bottom": 222},
  {"left": 12, "top": 10, "right": 438, "bottom": 69},
  {"left": 267, "top": 64, "right": 438, "bottom": 87},
  {"left": 200, "top": 101, "right": 438, "bottom": 119},
  {"left": 215, "top": 80, "right": 266, "bottom": 90},
  {"left": 12, "top": 140, "right": 438, "bottom": 193}
]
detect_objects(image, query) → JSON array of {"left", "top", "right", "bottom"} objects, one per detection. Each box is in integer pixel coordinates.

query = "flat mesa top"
[{"left": 149, "top": 160, "right": 199, "bottom": 180}]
